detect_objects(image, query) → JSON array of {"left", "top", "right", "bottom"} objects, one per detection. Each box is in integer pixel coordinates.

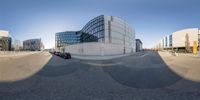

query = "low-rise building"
[
  {"left": 155, "top": 28, "right": 200, "bottom": 53},
  {"left": 0, "top": 30, "right": 12, "bottom": 51},
  {"left": 23, "top": 39, "right": 44, "bottom": 51}
]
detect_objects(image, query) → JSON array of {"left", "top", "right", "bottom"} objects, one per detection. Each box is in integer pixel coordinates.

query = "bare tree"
[{"left": 185, "top": 33, "right": 191, "bottom": 53}]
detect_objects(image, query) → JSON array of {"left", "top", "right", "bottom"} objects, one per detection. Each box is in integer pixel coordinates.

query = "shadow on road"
[
  {"left": 0, "top": 51, "right": 200, "bottom": 96},
  {"left": 37, "top": 55, "right": 82, "bottom": 77},
  {"left": 0, "top": 54, "right": 90, "bottom": 93},
  {"left": 102, "top": 51, "right": 187, "bottom": 89}
]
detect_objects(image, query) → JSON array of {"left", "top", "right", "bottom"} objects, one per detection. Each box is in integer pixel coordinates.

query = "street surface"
[{"left": 0, "top": 51, "right": 200, "bottom": 100}]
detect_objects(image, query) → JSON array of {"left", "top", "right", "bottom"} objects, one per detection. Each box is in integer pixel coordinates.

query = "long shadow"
[
  {"left": 0, "top": 51, "right": 200, "bottom": 97},
  {"left": 0, "top": 54, "right": 90, "bottom": 93},
  {"left": 102, "top": 51, "right": 194, "bottom": 89},
  {"left": 37, "top": 55, "right": 84, "bottom": 77}
]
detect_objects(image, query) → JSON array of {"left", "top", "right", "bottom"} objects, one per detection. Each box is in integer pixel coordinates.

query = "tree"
[{"left": 185, "top": 33, "right": 191, "bottom": 53}]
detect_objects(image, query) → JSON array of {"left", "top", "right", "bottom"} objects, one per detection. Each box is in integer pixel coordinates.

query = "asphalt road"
[{"left": 0, "top": 51, "right": 200, "bottom": 100}]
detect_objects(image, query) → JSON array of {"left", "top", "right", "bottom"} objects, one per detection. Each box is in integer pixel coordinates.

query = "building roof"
[
  {"left": 23, "top": 38, "right": 41, "bottom": 42},
  {"left": 0, "top": 30, "right": 9, "bottom": 37},
  {"left": 136, "top": 39, "right": 143, "bottom": 44}
]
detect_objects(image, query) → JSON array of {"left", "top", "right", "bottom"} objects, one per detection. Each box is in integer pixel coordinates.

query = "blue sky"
[{"left": 0, "top": 0, "right": 200, "bottom": 49}]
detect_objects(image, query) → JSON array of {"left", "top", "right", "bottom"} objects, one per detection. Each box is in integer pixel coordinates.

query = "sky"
[{"left": 0, "top": 0, "right": 200, "bottom": 49}]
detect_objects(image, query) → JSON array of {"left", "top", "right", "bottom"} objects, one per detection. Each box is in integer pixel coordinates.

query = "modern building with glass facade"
[
  {"left": 23, "top": 39, "right": 44, "bottom": 51},
  {"left": 56, "top": 31, "right": 81, "bottom": 48},
  {"left": 0, "top": 30, "right": 12, "bottom": 51},
  {"left": 56, "top": 15, "right": 135, "bottom": 56},
  {"left": 155, "top": 28, "right": 200, "bottom": 52}
]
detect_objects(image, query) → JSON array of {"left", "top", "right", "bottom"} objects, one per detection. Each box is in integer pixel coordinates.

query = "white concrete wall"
[
  {"left": 64, "top": 42, "right": 133, "bottom": 56},
  {"left": 172, "top": 28, "right": 199, "bottom": 47}
]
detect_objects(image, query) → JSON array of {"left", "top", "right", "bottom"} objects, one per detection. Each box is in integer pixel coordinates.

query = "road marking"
[
  {"left": 83, "top": 62, "right": 121, "bottom": 67},
  {"left": 140, "top": 53, "right": 148, "bottom": 57}
]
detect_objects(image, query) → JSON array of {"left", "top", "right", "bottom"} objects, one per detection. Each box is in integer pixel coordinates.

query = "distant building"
[
  {"left": 0, "top": 30, "right": 12, "bottom": 51},
  {"left": 155, "top": 28, "right": 200, "bottom": 53},
  {"left": 12, "top": 40, "right": 23, "bottom": 51},
  {"left": 136, "top": 39, "right": 143, "bottom": 52},
  {"left": 23, "top": 39, "right": 44, "bottom": 51}
]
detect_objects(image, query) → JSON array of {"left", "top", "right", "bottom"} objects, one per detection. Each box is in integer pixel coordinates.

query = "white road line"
[
  {"left": 83, "top": 62, "right": 121, "bottom": 67},
  {"left": 140, "top": 54, "right": 148, "bottom": 57}
]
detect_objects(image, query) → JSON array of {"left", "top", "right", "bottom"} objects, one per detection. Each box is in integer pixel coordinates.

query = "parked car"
[
  {"left": 49, "top": 51, "right": 56, "bottom": 54},
  {"left": 61, "top": 52, "right": 71, "bottom": 59},
  {"left": 54, "top": 52, "right": 61, "bottom": 56},
  {"left": 52, "top": 51, "right": 71, "bottom": 59}
]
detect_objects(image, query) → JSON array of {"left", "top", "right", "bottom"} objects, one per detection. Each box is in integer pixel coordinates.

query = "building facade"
[
  {"left": 155, "top": 28, "right": 200, "bottom": 52},
  {"left": 23, "top": 39, "right": 44, "bottom": 51},
  {"left": 56, "top": 31, "right": 81, "bottom": 49},
  {"left": 55, "top": 15, "right": 135, "bottom": 55},
  {"left": 136, "top": 39, "right": 143, "bottom": 52},
  {"left": 0, "top": 30, "right": 12, "bottom": 51}
]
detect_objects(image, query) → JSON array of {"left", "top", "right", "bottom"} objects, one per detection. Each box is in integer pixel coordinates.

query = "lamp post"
[{"left": 198, "top": 34, "right": 200, "bottom": 57}]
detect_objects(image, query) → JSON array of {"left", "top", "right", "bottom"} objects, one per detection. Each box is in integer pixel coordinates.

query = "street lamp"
[{"left": 198, "top": 34, "right": 200, "bottom": 57}]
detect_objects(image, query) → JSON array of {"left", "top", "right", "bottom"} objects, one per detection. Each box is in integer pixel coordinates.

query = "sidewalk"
[
  {"left": 177, "top": 53, "right": 200, "bottom": 58},
  {"left": 161, "top": 51, "right": 200, "bottom": 58},
  {"left": 0, "top": 51, "right": 41, "bottom": 58}
]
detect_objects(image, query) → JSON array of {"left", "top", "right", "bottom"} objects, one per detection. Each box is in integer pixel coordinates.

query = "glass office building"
[
  {"left": 81, "top": 15, "right": 104, "bottom": 42},
  {"left": 56, "top": 31, "right": 81, "bottom": 48},
  {"left": 55, "top": 15, "right": 135, "bottom": 55}
]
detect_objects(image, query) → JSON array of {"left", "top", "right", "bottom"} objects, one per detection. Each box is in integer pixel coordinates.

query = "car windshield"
[{"left": 0, "top": 0, "right": 200, "bottom": 100}]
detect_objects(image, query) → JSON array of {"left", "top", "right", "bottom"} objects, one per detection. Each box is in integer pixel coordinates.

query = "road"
[{"left": 0, "top": 51, "right": 200, "bottom": 100}]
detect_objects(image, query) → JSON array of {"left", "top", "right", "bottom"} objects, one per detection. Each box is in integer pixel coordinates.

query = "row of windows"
[
  {"left": 56, "top": 32, "right": 80, "bottom": 46},
  {"left": 98, "top": 38, "right": 104, "bottom": 42},
  {"left": 85, "top": 25, "right": 104, "bottom": 36},
  {"left": 169, "top": 35, "right": 173, "bottom": 47},
  {"left": 57, "top": 39, "right": 79, "bottom": 42},
  {"left": 82, "top": 16, "right": 104, "bottom": 31},
  {"left": 57, "top": 41, "right": 79, "bottom": 45},
  {"left": 82, "top": 21, "right": 104, "bottom": 34},
  {"left": 56, "top": 35, "right": 80, "bottom": 38},
  {"left": 56, "top": 35, "right": 79, "bottom": 37},
  {"left": 81, "top": 30, "right": 104, "bottom": 41},
  {"left": 56, "top": 37, "right": 80, "bottom": 40}
]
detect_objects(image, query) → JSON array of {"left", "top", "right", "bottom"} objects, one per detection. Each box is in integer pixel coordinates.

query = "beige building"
[
  {"left": 0, "top": 30, "right": 12, "bottom": 51},
  {"left": 156, "top": 28, "right": 200, "bottom": 52}
]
